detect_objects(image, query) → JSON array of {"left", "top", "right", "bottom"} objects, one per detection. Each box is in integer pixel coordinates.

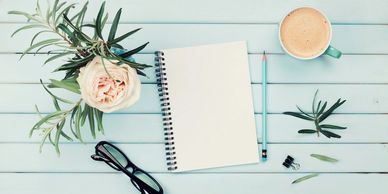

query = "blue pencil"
[{"left": 261, "top": 51, "right": 268, "bottom": 162}]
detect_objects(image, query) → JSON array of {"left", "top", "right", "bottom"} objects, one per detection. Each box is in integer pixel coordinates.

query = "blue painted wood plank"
[
  {"left": 4, "top": 54, "right": 388, "bottom": 84},
  {"left": 1, "top": 0, "right": 388, "bottom": 24},
  {"left": 0, "top": 143, "right": 387, "bottom": 173},
  {"left": 1, "top": 114, "right": 387, "bottom": 143},
  {"left": 3, "top": 84, "right": 388, "bottom": 114},
  {"left": 2, "top": 24, "right": 388, "bottom": 54},
  {"left": 1, "top": 173, "right": 387, "bottom": 194}
]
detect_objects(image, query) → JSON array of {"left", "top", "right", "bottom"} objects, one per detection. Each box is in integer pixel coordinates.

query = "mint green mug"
[{"left": 279, "top": 7, "right": 342, "bottom": 60}]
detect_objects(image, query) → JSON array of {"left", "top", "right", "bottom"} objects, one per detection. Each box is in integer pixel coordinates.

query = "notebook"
[{"left": 155, "top": 41, "right": 258, "bottom": 172}]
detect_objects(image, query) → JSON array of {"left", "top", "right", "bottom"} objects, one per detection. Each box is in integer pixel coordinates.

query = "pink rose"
[{"left": 77, "top": 56, "right": 141, "bottom": 113}]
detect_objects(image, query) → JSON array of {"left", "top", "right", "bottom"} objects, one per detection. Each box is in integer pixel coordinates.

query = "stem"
[{"left": 314, "top": 119, "right": 320, "bottom": 137}]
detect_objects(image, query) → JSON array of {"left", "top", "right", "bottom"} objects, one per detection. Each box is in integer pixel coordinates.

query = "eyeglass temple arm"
[{"left": 120, "top": 167, "right": 161, "bottom": 194}]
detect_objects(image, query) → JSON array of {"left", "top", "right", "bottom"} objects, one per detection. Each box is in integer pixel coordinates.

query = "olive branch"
[
  {"left": 9, "top": 0, "right": 151, "bottom": 154},
  {"left": 283, "top": 90, "right": 347, "bottom": 138}
]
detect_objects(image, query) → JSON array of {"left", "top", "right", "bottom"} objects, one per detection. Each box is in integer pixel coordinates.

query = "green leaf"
[
  {"left": 95, "top": 109, "right": 104, "bottom": 134},
  {"left": 292, "top": 173, "right": 319, "bottom": 184},
  {"left": 75, "top": 106, "right": 83, "bottom": 143},
  {"left": 30, "top": 30, "right": 51, "bottom": 46},
  {"left": 312, "top": 89, "right": 319, "bottom": 115},
  {"left": 34, "top": 41, "right": 67, "bottom": 54},
  {"left": 111, "top": 43, "right": 123, "bottom": 49},
  {"left": 76, "top": 2, "right": 89, "bottom": 27},
  {"left": 52, "top": 97, "right": 61, "bottom": 111},
  {"left": 51, "top": 0, "right": 60, "bottom": 24},
  {"left": 320, "top": 130, "right": 341, "bottom": 138},
  {"left": 81, "top": 104, "right": 89, "bottom": 126},
  {"left": 310, "top": 154, "right": 339, "bottom": 163},
  {"left": 44, "top": 51, "right": 74, "bottom": 64},
  {"left": 62, "top": 14, "right": 91, "bottom": 43},
  {"left": 108, "top": 8, "right": 122, "bottom": 42},
  {"left": 95, "top": 1, "right": 106, "bottom": 40},
  {"left": 298, "top": 129, "right": 317, "bottom": 134},
  {"left": 136, "top": 69, "right": 147, "bottom": 77},
  {"left": 70, "top": 106, "right": 78, "bottom": 138},
  {"left": 60, "top": 131, "right": 73, "bottom": 141},
  {"left": 88, "top": 107, "right": 96, "bottom": 139},
  {"left": 316, "top": 100, "right": 322, "bottom": 114},
  {"left": 54, "top": 119, "right": 66, "bottom": 155},
  {"left": 20, "top": 38, "right": 61, "bottom": 59},
  {"left": 320, "top": 124, "right": 347, "bottom": 130},
  {"left": 57, "top": 23, "right": 75, "bottom": 42},
  {"left": 8, "top": 11, "right": 40, "bottom": 22},
  {"left": 40, "top": 79, "right": 74, "bottom": 104},
  {"left": 55, "top": 54, "right": 94, "bottom": 71},
  {"left": 30, "top": 110, "right": 66, "bottom": 137},
  {"left": 108, "top": 28, "right": 141, "bottom": 45},
  {"left": 11, "top": 24, "right": 45, "bottom": 37},
  {"left": 45, "top": 0, "right": 52, "bottom": 24},
  {"left": 296, "top": 105, "right": 313, "bottom": 119},
  {"left": 317, "top": 101, "right": 327, "bottom": 117},
  {"left": 55, "top": 3, "right": 76, "bottom": 25},
  {"left": 319, "top": 99, "right": 346, "bottom": 122},
  {"left": 119, "top": 42, "right": 149, "bottom": 58},
  {"left": 48, "top": 79, "right": 80, "bottom": 94},
  {"left": 283, "top": 112, "right": 314, "bottom": 121},
  {"left": 101, "top": 13, "right": 109, "bottom": 31}
]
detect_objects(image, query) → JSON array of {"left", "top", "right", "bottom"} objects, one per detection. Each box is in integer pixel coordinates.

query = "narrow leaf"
[
  {"left": 317, "top": 101, "right": 327, "bottom": 117},
  {"left": 54, "top": 119, "right": 66, "bottom": 155},
  {"left": 298, "top": 129, "right": 317, "bottom": 134},
  {"left": 296, "top": 106, "right": 313, "bottom": 118},
  {"left": 119, "top": 42, "right": 149, "bottom": 58},
  {"left": 40, "top": 79, "right": 74, "bottom": 104},
  {"left": 108, "top": 28, "right": 141, "bottom": 44},
  {"left": 30, "top": 30, "right": 51, "bottom": 46},
  {"left": 320, "top": 124, "right": 347, "bottom": 130},
  {"left": 11, "top": 24, "right": 45, "bottom": 37},
  {"left": 108, "top": 8, "right": 122, "bottom": 42},
  {"left": 55, "top": 3, "right": 77, "bottom": 25},
  {"left": 292, "top": 173, "right": 319, "bottom": 184},
  {"left": 88, "top": 107, "right": 96, "bottom": 138},
  {"left": 95, "top": 2, "right": 106, "bottom": 40},
  {"left": 312, "top": 90, "right": 319, "bottom": 115},
  {"left": 76, "top": 2, "right": 89, "bottom": 27},
  {"left": 310, "top": 154, "right": 339, "bottom": 163},
  {"left": 283, "top": 112, "right": 314, "bottom": 121},
  {"left": 81, "top": 104, "right": 89, "bottom": 126},
  {"left": 20, "top": 38, "right": 61, "bottom": 59},
  {"left": 95, "top": 109, "right": 104, "bottom": 134},
  {"left": 48, "top": 79, "right": 80, "bottom": 94},
  {"left": 8, "top": 11, "right": 40, "bottom": 22},
  {"left": 75, "top": 106, "right": 83, "bottom": 143},
  {"left": 319, "top": 99, "right": 346, "bottom": 122},
  {"left": 44, "top": 51, "right": 74, "bottom": 64},
  {"left": 320, "top": 130, "right": 341, "bottom": 138}
]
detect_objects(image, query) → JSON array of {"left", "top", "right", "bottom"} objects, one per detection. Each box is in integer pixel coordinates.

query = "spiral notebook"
[{"left": 155, "top": 41, "right": 258, "bottom": 172}]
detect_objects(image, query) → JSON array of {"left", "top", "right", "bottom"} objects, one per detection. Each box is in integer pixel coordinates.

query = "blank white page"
[{"left": 161, "top": 41, "right": 258, "bottom": 172}]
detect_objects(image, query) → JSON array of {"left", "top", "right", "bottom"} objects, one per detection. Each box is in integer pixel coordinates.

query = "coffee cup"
[{"left": 279, "top": 7, "right": 342, "bottom": 60}]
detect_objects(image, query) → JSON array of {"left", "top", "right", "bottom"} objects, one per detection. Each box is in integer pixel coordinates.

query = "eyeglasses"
[{"left": 91, "top": 141, "right": 164, "bottom": 194}]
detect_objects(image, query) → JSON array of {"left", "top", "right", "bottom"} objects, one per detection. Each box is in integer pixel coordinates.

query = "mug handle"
[{"left": 324, "top": 45, "right": 342, "bottom": 59}]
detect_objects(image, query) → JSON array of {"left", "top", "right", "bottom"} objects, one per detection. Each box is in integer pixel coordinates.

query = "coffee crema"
[{"left": 280, "top": 7, "right": 331, "bottom": 58}]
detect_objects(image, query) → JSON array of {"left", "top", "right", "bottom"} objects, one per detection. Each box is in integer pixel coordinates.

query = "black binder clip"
[{"left": 282, "top": 155, "right": 300, "bottom": 170}]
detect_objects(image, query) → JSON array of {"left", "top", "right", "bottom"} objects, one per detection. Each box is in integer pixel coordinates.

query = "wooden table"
[{"left": 0, "top": 0, "right": 387, "bottom": 193}]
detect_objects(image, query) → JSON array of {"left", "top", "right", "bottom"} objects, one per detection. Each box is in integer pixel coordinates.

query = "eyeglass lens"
[{"left": 101, "top": 143, "right": 129, "bottom": 168}]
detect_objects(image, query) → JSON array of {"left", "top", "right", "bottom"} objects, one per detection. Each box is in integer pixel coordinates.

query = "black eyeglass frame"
[{"left": 91, "top": 141, "right": 163, "bottom": 194}]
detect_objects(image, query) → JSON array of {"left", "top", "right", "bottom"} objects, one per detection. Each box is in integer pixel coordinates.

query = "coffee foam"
[{"left": 280, "top": 7, "right": 331, "bottom": 58}]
